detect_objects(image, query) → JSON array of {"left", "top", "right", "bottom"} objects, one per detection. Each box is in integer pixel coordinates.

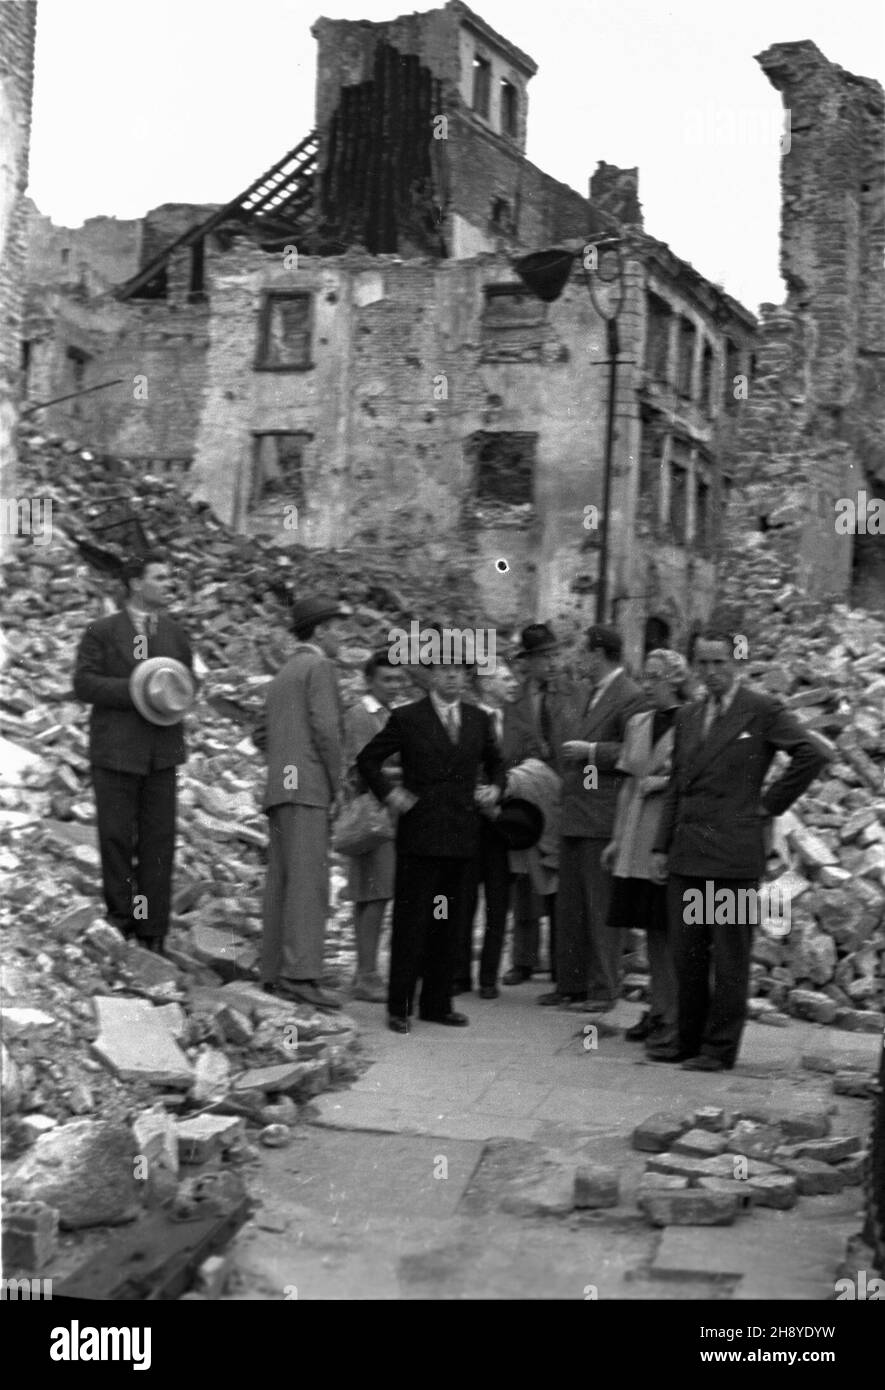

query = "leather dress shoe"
[
  {"left": 625, "top": 1012, "right": 651, "bottom": 1041},
  {"left": 419, "top": 1011, "right": 469, "bottom": 1026},
  {"left": 478, "top": 985, "right": 499, "bottom": 1000},
  {"left": 645, "top": 1044, "right": 687, "bottom": 1062},
  {"left": 502, "top": 967, "right": 531, "bottom": 985},
  {"left": 681, "top": 1054, "right": 730, "bottom": 1072},
  {"left": 538, "top": 991, "right": 586, "bottom": 1007},
  {"left": 277, "top": 979, "right": 342, "bottom": 1011},
  {"left": 388, "top": 1015, "right": 410, "bottom": 1034}
]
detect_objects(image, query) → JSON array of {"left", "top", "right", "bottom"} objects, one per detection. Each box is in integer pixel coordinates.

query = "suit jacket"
[
  {"left": 509, "top": 674, "right": 574, "bottom": 768},
  {"left": 254, "top": 643, "right": 342, "bottom": 811},
  {"left": 73, "top": 609, "right": 193, "bottom": 775},
  {"left": 653, "top": 683, "right": 831, "bottom": 879},
  {"left": 559, "top": 671, "right": 647, "bottom": 838},
  {"left": 357, "top": 696, "right": 504, "bottom": 859}
]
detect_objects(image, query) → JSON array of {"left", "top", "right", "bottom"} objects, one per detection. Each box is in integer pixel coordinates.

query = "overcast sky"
[{"left": 27, "top": 0, "right": 885, "bottom": 314}]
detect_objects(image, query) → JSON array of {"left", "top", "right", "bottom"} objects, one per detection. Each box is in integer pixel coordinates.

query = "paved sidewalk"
[{"left": 233, "top": 982, "right": 877, "bottom": 1299}]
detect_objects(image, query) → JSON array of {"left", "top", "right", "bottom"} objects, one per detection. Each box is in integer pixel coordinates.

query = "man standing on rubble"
[
  {"left": 254, "top": 595, "right": 346, "bottom": 1011},
  {"left": 73, "top": 554, "right": 196, "bottom": 954}
]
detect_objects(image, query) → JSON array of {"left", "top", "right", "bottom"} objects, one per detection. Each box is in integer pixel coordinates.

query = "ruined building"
[
  {"left": 20, "top": 1, "right": 768, "bottom": 660},
  {"left": 1, "top": 0, "right": 38, "bottom": 556},
  {"left": 720, "top": 41, "right": 885, "bottom": 628}
]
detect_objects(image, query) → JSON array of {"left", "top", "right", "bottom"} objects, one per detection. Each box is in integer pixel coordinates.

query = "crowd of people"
[{"left": 73, "top": 558, "right": 832, "bottom": 1072}]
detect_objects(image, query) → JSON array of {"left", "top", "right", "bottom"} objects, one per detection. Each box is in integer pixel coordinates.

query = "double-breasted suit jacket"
[
  {"left": 653, "top": 684, "right": 831, "bottom": 880},
  {"left": 357, "top": 696, "right": 504, "bottom": 859}
]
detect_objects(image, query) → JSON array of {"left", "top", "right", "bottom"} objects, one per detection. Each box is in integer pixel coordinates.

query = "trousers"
[
  {"left": 456, "top": 820, "right": 512, "bottom": 988},
  {"left": 389, "top": 854, "right": 470, "bottom": 1019},
  {"left": 556, "top": 836, "right": 621, "bottom": 999},
  {"left": 91, "top": 765, "right": 177, "bottom": 941},
  {"left": 669, "top": 874, "right": 756, "bottom": 1066},
  {"left": 261, "top": 803, "right": 330, "bottom": 983}
]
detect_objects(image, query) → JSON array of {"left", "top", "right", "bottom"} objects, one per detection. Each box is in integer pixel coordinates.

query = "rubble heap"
[{"left": 0, "top": 424, "right": 487, "bottom": 1275}]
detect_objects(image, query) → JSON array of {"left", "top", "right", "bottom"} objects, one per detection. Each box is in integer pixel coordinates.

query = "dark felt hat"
[
  {"left": 488, "top": 796, "right": 544, "bottom": 851},
  {"left": 290, "top": 596, "right": 347, "bottom": 631},
  {"left": 513, "top": 622, "right": 558, "bottom": 659}
]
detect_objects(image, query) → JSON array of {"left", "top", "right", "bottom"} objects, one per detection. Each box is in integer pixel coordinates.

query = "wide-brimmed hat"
[
  {"left": 488, "top": 796, "right": 544, "bottom": 851},
  {"left": 290, "top": 596, "right": 348, "bottom": 631},
  {"left": 513, "top": 622, "right": 558, "bottom": 659},
  {"left": 130, "top": 657, "right": 196, "bottom": 727}
]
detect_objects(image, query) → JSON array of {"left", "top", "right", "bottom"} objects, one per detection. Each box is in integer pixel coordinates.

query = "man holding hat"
[
  {"left": 73, "top": 555, "right": 196, "bottom": 953},
  {"left": 254, "top": 595, "right": 346, "bottom": 1010}
]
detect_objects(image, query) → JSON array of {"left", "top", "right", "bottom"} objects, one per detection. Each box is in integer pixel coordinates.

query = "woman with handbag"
[
  {"left": 600, "top": 648, "right": 690, "bottom": 1058},
  {"left": 340, "top": 651, "right": 402, "bottom": 1001}
]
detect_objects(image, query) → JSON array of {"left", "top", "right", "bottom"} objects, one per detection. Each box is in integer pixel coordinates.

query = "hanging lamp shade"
[{"left": 513, "top": 248, "right": 574, "bottom": 302}]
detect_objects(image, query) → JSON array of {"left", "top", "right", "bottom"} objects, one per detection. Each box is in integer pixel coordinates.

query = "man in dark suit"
[
  {"left": 650, "top": 629, "right": 831, "bottom": 1070},
  {"left": 357, "top": 651, "right": 504, "bottom": 1033},
  {"left": 253, "top": 595, "right": 345, "bottom": 1012},
  {"left": 540, "top": 624, "right": 646, "bottom": 1009},
  {"left": 73, "top": 555, "right": 194, "bottom": 952}
]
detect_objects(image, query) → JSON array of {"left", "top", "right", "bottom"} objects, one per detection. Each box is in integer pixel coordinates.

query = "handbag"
[{"left": 332, "top": 791, "right": 395, "bottom": 857}]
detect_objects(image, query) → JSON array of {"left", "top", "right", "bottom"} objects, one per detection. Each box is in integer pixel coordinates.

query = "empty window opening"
[
  {"left": 500, "top": 79, "right": 518, "bottom": 135},
  {"left": 256, "top": 292, "right": 313, "bottom": 370},
  {"left": 472, "top": 55, "right": 491, "bottom": 118},
  {"left": 250, "top": 432, "right": 310, "bottom": 510},
  {"left": 467, "top": 430, "right": 536, "bottom": 506}
]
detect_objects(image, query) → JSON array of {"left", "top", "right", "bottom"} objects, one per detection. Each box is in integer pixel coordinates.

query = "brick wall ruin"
[
  {"left": 720, "top": 41, "right": 885, "bottom": 631},
  {"left": 0, "top": 0, "right": 38, "bottom": 552}
]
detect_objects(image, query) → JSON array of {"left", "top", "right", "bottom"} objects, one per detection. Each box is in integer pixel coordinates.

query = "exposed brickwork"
[
  {"left": 0, "top": 0, "right": 38, "bottom": 548},
  {"left": 720, "top": 41, "right": 885, "bottom": 624}
]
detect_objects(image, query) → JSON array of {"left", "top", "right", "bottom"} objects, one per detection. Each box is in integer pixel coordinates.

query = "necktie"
[
  {"left": 704, "top": 696, "right": 722, "bottom": 739},
  {"left": 538, "top": 682, "right": 552, "bottom": 747},
  {"left": 444, "top": 705, "right": 458, "bottom": 743}
]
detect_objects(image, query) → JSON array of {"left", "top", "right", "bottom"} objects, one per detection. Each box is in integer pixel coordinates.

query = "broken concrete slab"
[
  {"left": 189, "top": 922, "right": 258, "bottom": 983},
  {"left": 132, "top": 1104, "right": 179, "bottom": 1176},
  {"left": 5, "top": 1119, "right": 144, "bottom": 1229},
  {"left": 190, "top": 1048, "right": 231, "bottom": 1105},
  {"left": 672, "top": 1128, "right": 730, "bottom": 1159},
  {"left": 638, "top": 1189, "right": 741, "bottom": 1226},
  {"left": 631, "top": 1113, "right": 690, "bottom": 1153},
  {"left": 91, "top": 996, "right": 193, "bottom": 1088},
  {"left": 233, "top": 1058, "right": 332, "bottom": 1100},
  {"left": 788, "top": 1135, "right": 863, "bottom": 1164},
  {"left": 500, "top": 1168, "right": 575, "bottom": 1217},
  {"left": 176, "top": 1114, "right": 245, "bottom": 1165},
  {"left": 833, "top": 1071, "right": 877, "bottom": 1097},
  {"left": 777, "top": 1158, "right": 847, "bottom": 1195},
  {"left": 2, "top": 1199, "right": 59, "bottom": 1270},
  {"left": 694, "top": 1177, "right": 756, "bottom": 1212},
  {"left": 1, "top": 1006, "right": 57, "bottom": 1039}
]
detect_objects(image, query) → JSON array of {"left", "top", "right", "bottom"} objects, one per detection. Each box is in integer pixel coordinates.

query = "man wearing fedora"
[
  {"left": 357, "top": 647, "right": 504, "bottom": 1032},
  {"left": 73, "top": 554, "right": 196, "bottom": 953},
  {"left": 505, "top": 622, "right": 563, "bottom": 986},
  {"left": 254, "top": 595, "right": 346, "bottom": 1011}
]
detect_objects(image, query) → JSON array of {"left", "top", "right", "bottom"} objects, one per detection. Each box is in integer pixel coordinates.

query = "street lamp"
[{"left": 514, "top": 236, "right": 625, "bottom": 623}]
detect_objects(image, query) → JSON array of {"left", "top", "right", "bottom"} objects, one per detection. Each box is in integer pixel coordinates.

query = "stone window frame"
[
  {"left": 254, "top": 290, "right": 315, "bottom": 372},
  {"left": 248, "top": 430, "right": 312, "bottom": 512}
]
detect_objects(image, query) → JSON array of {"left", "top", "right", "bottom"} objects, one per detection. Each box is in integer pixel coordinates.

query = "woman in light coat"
[{"left": 601, "top": 648, "right": 690, "bottom": 1057}]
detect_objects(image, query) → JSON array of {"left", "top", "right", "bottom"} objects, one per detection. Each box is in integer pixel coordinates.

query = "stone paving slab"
[{"left": 91, "top": 995, "right": 193, "bottom": 1088}]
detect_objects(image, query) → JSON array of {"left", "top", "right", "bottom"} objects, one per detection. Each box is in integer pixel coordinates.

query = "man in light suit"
[
  {"left": 254, "top": 595, "right": 345, "bottom": 1010},
  {"left": 73, "top": 554, "right": 195, "bottom": 954},
  {"left": 539, "top": 624, "right": 646, "bottom": 1009},
  {"left": 357, "top": 652, "right": 504, "bottom": 1033},
  {"left": 650, "top": 629, "right": 831, "bottom": 1070}
]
